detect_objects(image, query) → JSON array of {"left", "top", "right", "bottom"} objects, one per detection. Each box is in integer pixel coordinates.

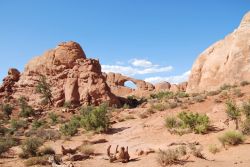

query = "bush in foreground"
[
  {"left": 165, "top": 111, "right": 210, "bottom": 134},
  {"left": 218, "top": 131, "right": 245, "bottom": 147},
  {"left": 21, "top": 137, "right": 43, "bottom": 157}
]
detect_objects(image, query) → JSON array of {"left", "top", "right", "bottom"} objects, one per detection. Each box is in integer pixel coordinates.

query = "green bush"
[
  {"left": 241, "top": 119, "right": 250, "bottom": 135},
  {"left": 165, "top": 116, "right": 178, "bottom": 129},
  {"left": 233, "top": 89, "right": 244, "bottom": 97},
  {"left": 24, "top": 156, "right": 48, "bottom": 166},
  {"left": 226, "top": 100, "right": 241, "bottom": 129},
  {"left": 80, "top": 104, "right": 110, "bottom": 132},
  {"left": 208, "top": 144, "right": 220, "bottom": 154},
  {"left": 0, "top": 137, "right": 19, "bottom": 155},
  {"left": 220, "top": 84, "right": 235, "bottom": 91},
  {"left": 175, "top": 92, "right": 189, "bottom": 98},
  {"left": 0, "top": 103, "right": 13, "bottom": 119},
  {"left": 207, "top": 90, "right": 221, "bottom": 96},
  {"left": 32, "top": 119, "right": 47, "bottom": 129},
  {"left": 60, "top": 122, "right": 78, "bottom": 136},
  {"left": 240, "top": 81, "right": 250, "bottom": 86},
  {"left": 218, "top": 131, "right": 245, "bottom": 146},
  {"left": 35, "top": 76, "right": 53, "bottom": 105},
  {"left": 242, "top": 101, "right": 250, "bottom": 119},
  {"left": 157, "top": 148, "right": 180, "bottom": 167},
  {"left": 152, "top": 103, "right": 168, "bottom": 111},
  {"left": 18, "top": 97, "right": 34, "bottom": 118},
  {"left": 193, "top": 95, "right": 206, "bottom": 103},
  {"left": 48, "top": 112, "right": 59, "bottom": 125},
  {"left": 25, "top": 129, "right": 61, "bottom": 141},
  {"left": 10, "top": 119, "right": 28, "bottom": 131},
  {"left": 21, "top": 137, "right": 43, "bottom": 157},
  {"left": 79, "top": 144, "right": 95, "bottom": 155},
  {"left": 38, "top": 146, "right": 55, "bottom": 156},
  {"left": 178, "top": 111, "right": 210, "bottom": 134},
  {"left": 150, "top": 91, "right": 174, "bottom": 100},
  {"left": 63, "top": 101, "right": 72, "bottom": 108}
]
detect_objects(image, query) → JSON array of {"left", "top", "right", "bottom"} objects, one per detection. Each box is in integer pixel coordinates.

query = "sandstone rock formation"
[
  {"left": 187, "top": 11, "right": 250, "bottom": 93},
  {"left": 1, "top": 41, "right": 120, "bottom": 106},
  {"left": 0, "top": 68, "right": 20, "bottom": 95},
  {"left": 104, "top": 72, "right": 155, "bottom": 97},
  {"left": 154, "top": 81, "right": 187, "bottom": 92},
  {"left": 154, "top": 81, "right": 171, "bottom": 91}
]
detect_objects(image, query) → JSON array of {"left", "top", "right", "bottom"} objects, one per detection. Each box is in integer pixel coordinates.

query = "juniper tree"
[{"left": 36, "top": 76, "right": 53, "bottom": 105}]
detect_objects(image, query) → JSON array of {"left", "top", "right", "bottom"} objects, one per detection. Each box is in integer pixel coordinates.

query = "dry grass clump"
[
  {"left": 157, "top": 148, "right": 180, "bottom": 167},
  {"left": 24, "top": 156, "right": 48, "bottom": 166},
  {"left": 78, "top": 144, "right": 95, "bottom": 155},
  {"left": 218, "top": 131, "right": 245, "bottom": 147},
  {"left": 208, "top": 144, "right": 220, "bottom": 154}
]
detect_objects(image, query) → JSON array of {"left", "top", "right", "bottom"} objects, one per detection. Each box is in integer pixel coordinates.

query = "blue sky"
[{"left": 0, "top": 0, "right": 249, "bottom": 85}]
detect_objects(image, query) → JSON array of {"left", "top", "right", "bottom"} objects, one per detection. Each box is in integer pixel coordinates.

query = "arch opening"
[{"left": 124, "top": 81, "right": 137, "bottom": 89}]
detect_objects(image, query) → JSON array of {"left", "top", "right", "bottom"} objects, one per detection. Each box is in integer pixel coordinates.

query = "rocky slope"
[
  {"left": 0, "top": 41, "right": 120, "bottom": 106},
  {"left": 187, "top": 11, "right": 250, "bottom": 93}
]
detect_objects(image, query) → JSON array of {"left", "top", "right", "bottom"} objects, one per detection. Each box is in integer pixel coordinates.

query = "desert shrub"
[
  {"left": 0, "top": 124, "right": 9, "bottom": 136},
  {"left": 233, "top": 88, "right": 244, "bottom": 97},
  {"left": 241, "top": 119, "right": 250, "bottom": 135},
  {"left": 0, "top": 103, "right": 13, "bottom": 119},
  {"left": 146, "top": 107, "right": 155, "bottom": 114},
  {"left": 178, "top": 111, "right": 210, "bottom": 134},
  {"left": 18, "top": 97, "right": 34, "bottom": 118},
  {"left": 214, "top": 98, "right": 222, "bottom": 103},
  {"left": 168, "top": 128, "right": 192, "bottom": 136},
  {"left": 60, "top": 122, "right": 78, "bottom": 136},
  {"left": 218, "top": 131, "right": 245, "bottom": 146},
  {"left": 80, "top": 106, "right": 94, "bottom": 115},
  {"left": 35, "top": 76, "right": 53, "bottom": 105},
  {"left": 48, "top": 112, "right": 59, "bottom": 125},
  {"left": 242, "top": 101, "right": 250, "bottom": 119},
  {"left": 124, "top": 96, "right": 146, "bottom": 109},
  {"left": 24, "top": 156, "right": 48, "bottom": 166},
  {"left": 220, "top": 84, "right": 235, "bottom": 91},
  {"left": 193, "top": 95, "right": 206, "bottom": 103},
  {"left": 165, "top": 116, "right": 178, "bottom": 129},
  {"left": 21, "top": 137, "right": 43, "bottom": 157},
  {"left": 38, "top": 146, "right": 55, "bottom": 156},
  {"left": 63, "top": 101, "right": 72, "bottom": 109},
  {"left": 32, "top": 119, "right": 47, "bottom": 129},
  {"left": 188, "top": 144, "right": 204, "bottom": 158},
  {"left": 0, "top": 137, "right": 19, "bottom": 155},
  {"left": 150, "top": 91, "right": 174, "bottom": 100},
  {"left": 139, "top": 112, "right": 148, "bottom": 119},
  {"left": 157, "top": 148, "right": 180, "bottom": 167},
  {"left": 152, "top": 103, "right": 168, "bottom": 111},
  {"left": 208, "top": 144, "right": 220, "bottom": 154},
  {"left": 25, "top": 129, "right": 61, "bottom": 141},
  {"left": 122, "top": 103, "right": 130, "bottom": 109},
  {"left": 124, "top": 115, "right": 135, "bottom": 120},
  {"left": 175, "top": 92, "right": 189, "bottom": 98},
  {"left": 207, "top": 90, "right": 221, "bottom": 96},
  {"left": 240, "top": 81, "right": 250, "bottom": 86},
  {"left": 176, "top": 146, "right": 187, "bottom": 156},
  {"left": 169, "top": 102, "right": 178, "bottom": 109},
  {"left": 79, "top": 144, "right": 94, "bottom": 155},
  {"left": 225, "top": 100, "right": 241, "bottom": 129},
  {"left": 10, "top": 119, "right": 28, "bottom": 131},
  {"left": 80, "top": 104, "right": 110, "bottom": 132}
]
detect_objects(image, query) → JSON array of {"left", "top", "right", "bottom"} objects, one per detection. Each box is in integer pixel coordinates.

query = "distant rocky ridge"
[{"left": 187, "top": 11, "right": 250, "bottom": 93}]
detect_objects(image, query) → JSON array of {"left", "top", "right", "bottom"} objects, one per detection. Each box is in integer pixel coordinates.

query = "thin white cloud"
[
  {"left": 144, "top": 71, "right": 191, "bottom": 84},
  {"left": 131, "top": 59, "right": 154, "bottom": 68},
  {"left": 102, "top": 65, "right": 173, "bottom": 76}
]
